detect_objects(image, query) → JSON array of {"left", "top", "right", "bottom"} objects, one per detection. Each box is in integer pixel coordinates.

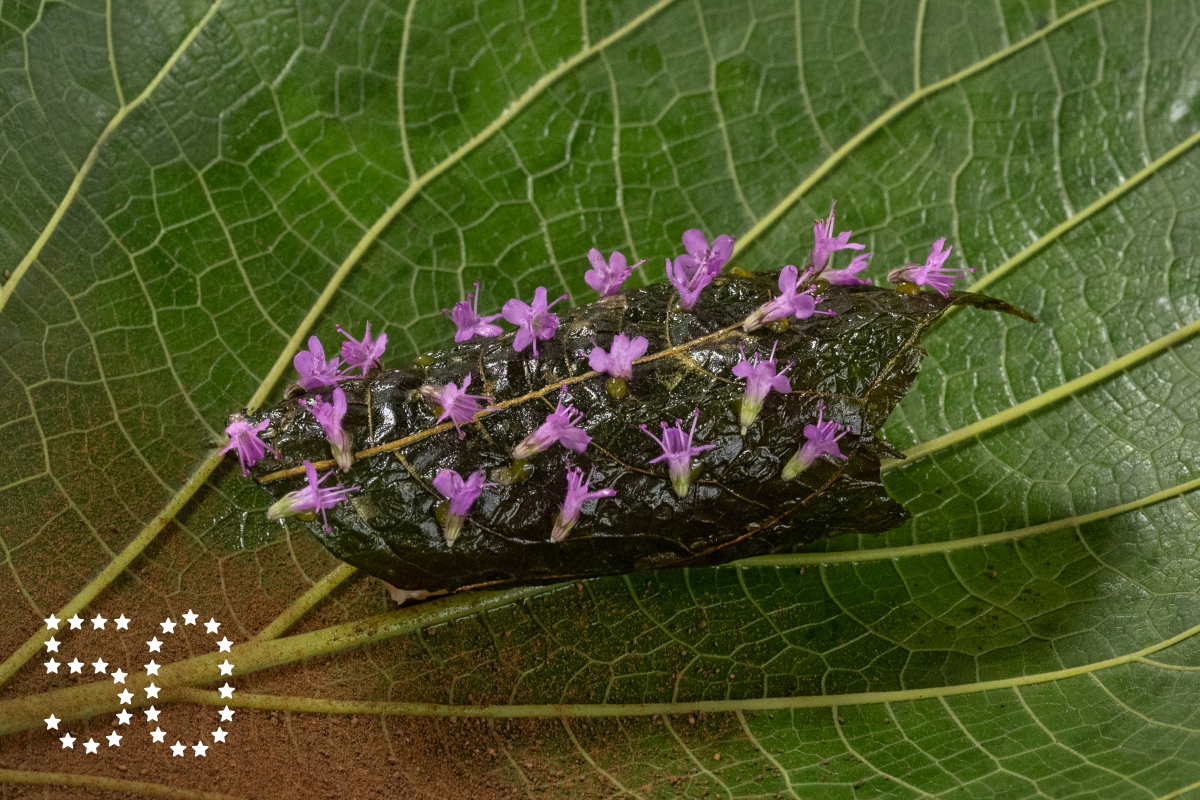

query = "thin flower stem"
[{"left": 0, "top": 583, "right": 564, "bottom": 735}]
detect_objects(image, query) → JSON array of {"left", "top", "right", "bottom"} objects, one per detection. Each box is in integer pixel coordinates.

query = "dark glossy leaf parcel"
[{"left": 250, "top": 274, "right": 1031, "bottom": 594}]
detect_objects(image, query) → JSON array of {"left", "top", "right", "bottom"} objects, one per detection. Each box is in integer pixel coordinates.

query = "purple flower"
[
  {"left": 823, "top": 252, "right": 873, "bottom": 286},
  {"left": 267, "top": 460, "right": 357, "bottom": 533},
  {"left": 731, "top": 342, "right": 792, "bottom": 434},
  {"left": 551, "top": 464, "right": 616, "bottom": 543},
  {"left": 666, "top": 230, "right": 734, "bottom": 311},
  {"left": 442, "top": 281, "right": 504, "bottom": 342},
  {"left": 587, "top": 333, "right": 649, "bottom": 380},
  {"left": 503, "top": 287, "right": 568, "bottom": 356},
  {"left": 307, "top": 387, "right": 353, "bottom": 472},
  {"left": 782, "top": 403, "right": 849, "bottom": 480},
  {"left": 219, "top": 417, "right": 279, "bottom": 476},
  {"left": 640, "top": 409, "right": 716, "bottom": 498},
  {"left": 666, "top": 256, "right": 715, "bottom": 311},
  {"left": 742, "top": 265, "right": 836, "bottom": 331},
  {"left": 585, "top": 249, "right": 645, "bottom": 297},
  {"left": 811, "top": 201, "right": 864, "bottom": 274},
  {"left": 293, "top": 336, "right": 342, "bottom": 391},
  {"left": 886, "top": 238, "right": 976, "bottom": 297},
  {"left": 678, "top": 229, "right": 734, "bottom": 279},
  {"left": 420, "top": 374, "right": 494, "bottom": 439},
  {"left": 513, "top": 401, "right": 591, "bottom": 459},
  {"left": 432, "top": 468, "right": 493, "bottom": 545},
  {"left": 336, "top": 322, "right": 387, "bottom": 376}
]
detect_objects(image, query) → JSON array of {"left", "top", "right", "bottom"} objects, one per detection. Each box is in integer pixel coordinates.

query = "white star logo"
[
  {"left": 115, "top": 614, "right": 131, "bottom": 630},
  {"left": 44, "top": 658, "right": 59, "bottom": 674},
  {"left": 205, "top": 618, "right": 221, "bottom": 634},
  {"left": 44, "top": 614, "right": 60, "bottom": 630},
  {"left": 147, "top": 637, "right": 162, "bottom": 653},
  {"left": 212, "top": 727, "right": 228, "bottom": 743},
  {"left": 112, "top": 668, "right": 127, "bottom": 684},
  {"left": 160, "top": 618, "right": 177, "bottom": 634},
  {"left": 67, "top": 614, "right": 83, "bottom": 630},
  {"left": 145, "top": 660, "right": 161, "bottom": 675},
  {"left": 115, "top": 709, "right": 132, "bottom": 725},
  {"left": 59, "top": 733, "right": 75, "bottom": 749},
  {"left": 183, "top": 609, "right": 199, "bottom": 625},
  {"left": 106, "top": 731, "right": 122, "bottom": 747},
  {"left": 45, "top": 636, "right": 60, "bottom": 653},
  {"left": 218, "top": 660, "right": 234, "bottom": 676},
  {"left": 192, "top": 741, "right": 209, "bottom": 757},
  {"left": 151, "top": 727, "right": 167, "bottom": 743},
  {"left": 219, "top": 706, "right": 235, "bottom": 722},
  {"left": 216, "top": 637, "right": 233, "bottom": 652},
  {"left": 118, "top": 690, "right": 134, "bottom": 705},
  {"left": 145, "top": 706, "right": 160, "bottom": 722},
  {"left": 45, "top": 714, "right": 60, "bottom": 730},
  {"left": 83, "top": 738, "right": 99, "bottom": 754},
  {"left": 218, "top": 683, "right": 235, "bottom": 699},
  {"left": 91, "top": 614, "right": 107, "bottom": 630},
  {"left": 145, "top": 682, "right": 160, "bottom": 699},
  {"left": 91, "top": 658, "right": 108, "bottom": 674},
  {"left": 67, "top": 658, "right": 83, "bottom": 674},
  {"left": 171, "top": 741, "right": 186, "bottom": 757}
]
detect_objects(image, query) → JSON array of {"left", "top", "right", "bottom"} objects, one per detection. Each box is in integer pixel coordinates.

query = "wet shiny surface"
[{"left": 247, "top": 275, "right": 1030, "bottom": 593}]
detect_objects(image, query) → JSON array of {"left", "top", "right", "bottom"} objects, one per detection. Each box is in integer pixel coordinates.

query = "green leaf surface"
[{"left": 3, "top": 0, "right": 1200, "bottom": 796}]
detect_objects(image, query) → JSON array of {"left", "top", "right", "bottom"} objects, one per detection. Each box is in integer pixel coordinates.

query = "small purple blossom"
[
  {"left": 552, "top": 464, "right": 616, "bottom": 543},
  {"left": 442, "top": 281, "right": 504, "bottom": 342},
  {"left": 307, "top": 387, "right": 353, "bottom": 472},
  {"left": 823, "top": 252, "right": 873, "bottom": 286},
  {"left": 336, "top": 322, "right": 387, "bottom": 376},
  {"left": 782, "top": 403, "right": 849, "bottom": 480},
  {"left": 886, "top": 238, "right": 976, "bottom": 297},
  {"left": 420, "top": 374, "right": 494, "bottom": 438},
  {"left": 742, "top": 265, "right": 836, "bottom": 331},
  {"left": 811, "top": 201, "right": 865, "bottom": 274},
  {"left": 503, "top": 287, "right": 568, "bottom": 356},
  {"left": 293, "top": 336, "right": 343, "bottom": 391},
  {"left": 731, "top": 342, "right": 792, "bottom": 434},
  {"left": 267, "top": 460, "right": 357, "bottom": 533},
  {"left": 666, "top": 256, "right": 715, "bottom": 311},
  {"left": 219, "top": 417, "right": 279, "bottom": 476},
  {"left": 666, "top": 230, "right": 734, "bottom": 311},
  {"left": 678, "top": 229, "right": 734, "bottom": 279},
  {"left": 432, "top": 468, "right": 493, "bottom": 545},
  {"left": 640, "top": 409, "right": 716, "bottom": 498},
  {"left": 585, "top": 249, "right": 645, "bottom": 297},
  {"left": 513, "top": 401, "right": 591, "bottom": 459},
  {"left": 587, "top": 333, "right": 649, "bottom": 380}
]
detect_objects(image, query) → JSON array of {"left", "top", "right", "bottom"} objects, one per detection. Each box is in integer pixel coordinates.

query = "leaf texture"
[{"left": 4, "top": 0, "right": 1200, "bottom": 796}]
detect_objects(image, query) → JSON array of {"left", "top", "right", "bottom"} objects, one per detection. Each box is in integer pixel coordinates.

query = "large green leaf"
[{"left": 3, "top": 0, "right": 1200, "bottom": 796}]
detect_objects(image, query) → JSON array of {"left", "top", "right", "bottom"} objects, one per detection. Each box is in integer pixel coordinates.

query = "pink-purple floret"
[
  {"left": 514, "top": 402, "right": 591, "bottom": 459},
  {"left": 641, "top": 410, "right": 716, "bottom": 498},
  {"left": 443, "top": 281, "right": 504, "bottom": 342},
  {"left": 732, "top": 342, "right": 792, "bottom": 433},
  {"left": 585, "top": 249, "right": 644, "bottom": 297},
  {"left": 337, "top": 322, "right": 388, "bottom": 375},
  {"left": 886, "top": 238, "right": 976, "bottom": 297},
  {"left": 666, "top": 229, "right": 733, "bottom": 310},
  {"left": 293, "top": 336, "right": 343, "bottom": 391},
  {"left": 421, "top": 374, "right": 494, "bottom": 439},
  {"left": 266, "top": 460, "right": 357, "bottom": 533},
  {"left": 587, "top": 333, "right": 649, "bottom": 381},
  {"left": 553, "top": 465, "right": 616, "bottom": 542},
  {"left": 220, "top": 418, "right": 278, "bottom": 476},
  {"left": 503, "top": 287, "right": 568, "bottom": 356}
]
